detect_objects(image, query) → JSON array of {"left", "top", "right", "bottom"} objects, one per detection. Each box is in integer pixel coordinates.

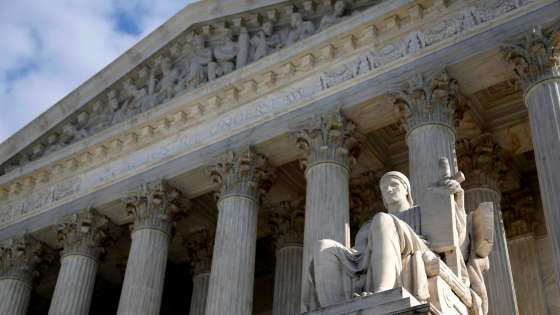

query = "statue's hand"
[{"left": 445, "top": 179, "right": 464, "bottom": 211}]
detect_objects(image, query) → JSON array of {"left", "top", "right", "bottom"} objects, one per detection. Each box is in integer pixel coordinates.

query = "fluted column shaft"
[
  {"left": 508, "top": 234, "right": 547, "bottom": 315},
  {"left": 464, "top": 187, "right": 518, "bottom": 315},
  {"left": 190, "top": 272, "right": 210, "bottom": 315},
  {"left": 205, "top": 196, "right": 259, "bottom": 315},
  {"left": 301, "top": 163, "right": 350, "bottom": 311},
  {"left": 273, "top": 245, "right": 303, "bottom": 315},
  {"left": 48, "top": 255, "right": 98, "bottom": 315},
  {"left": 0, "top": 279, "right": 33, "bottom": 315},
  {"left": 407, "top": 124, "right": 457, "bottom": 200},
  {"left": 525, "top": 78, "right": 560, "bottom": 292},
  {"left": 117, "top": 228, "right": 170, "bottom": 315}
]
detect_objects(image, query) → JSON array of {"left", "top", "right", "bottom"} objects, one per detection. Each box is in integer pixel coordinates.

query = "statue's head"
[
  {"left": 291, "top": 12, "right": 303, "bottom": 28},
  {"left": 263, "top": 22, "right": 273, "bottom": 36},
  {"left": 334, "top": 1, "right": 346, "bottom": 17},
  {"left": 160, "top": 57, "right": 172, "bottom": 71},
  {"left": 193, "top": 34, "right": 204, "bottom": 48},
  {"left": 222, "top": 28, "right": 233, "bottom": 42},
  {"left": 380, "top": 171, "right": 413, "bottom": 209},
  {"left": 109, "top": 98, "right": 120, "bottom": 111}
]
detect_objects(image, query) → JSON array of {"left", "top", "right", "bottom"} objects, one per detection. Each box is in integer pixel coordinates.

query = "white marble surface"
[
  {"left": 536, "top": 236, "right": 560, "bottom": 315},
  {"left": 0, "top": 279, "right": 32, "bottom": 315},
  {"left": 273, "top": 245, "right": 303, "bottom": 315},
  {"left": 189, "top": 272, "right": 210, "bottom": 315}
]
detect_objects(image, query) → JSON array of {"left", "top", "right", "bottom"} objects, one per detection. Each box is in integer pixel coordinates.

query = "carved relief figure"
[
  {"left": 251, "top": 22, "right": 282, "bottom": 62},
  {"left": 186, "top": 34, "right": 213, "bottom": 88},
  {"left": 59, "top": 123, "right": 89, "bottom": 146},
  {"left": 209, "top": 28, "right": 240, "bottom": 81},
  {"left": 281, "top": 12, "right": 315, "bottom": 48},
  {"left": 153, "top": 57, "right": 180, "bottom": 102},
  {"left": 319, "top": 1, "right": 350, "bottom": 30},
  {"left": 308, "top": 159, "right": 492, "bottom": 315}
]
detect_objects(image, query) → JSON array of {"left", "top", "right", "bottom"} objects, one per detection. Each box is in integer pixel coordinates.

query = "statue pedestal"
[{"left": 297, "top": 287, "right": 440, "bottom": 315}]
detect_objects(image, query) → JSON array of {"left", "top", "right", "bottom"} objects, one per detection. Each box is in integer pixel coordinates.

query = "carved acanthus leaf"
[
  {"left": 183, "top": 229, "right": 215, "bottom": 276},
  {"left": 387, "top": 65, "right": 468, "bottom": 132},
  {"left": 290, "top": 108, "right": 363, "bottom": 171},
  {"left": 122, "top": 179, "right": 193, "bottom": 236},
  {"left": 267, "top": 197, "right": 305, "bottom": 249},
  {"left": 501, "top": 188, "right": 540, "bottom": 239},
  {"left": 456, "top": 133, "right": 509, "bottom": 191},
  {"left": 0, "top": 232, "right": 51, "bottom": 285},
  {"left": 53, "top": 206, "right": 120, "bottom": 262},
  {"left": 501, "top": 23, "right": 560, "bottom": 90},
  {"left": 206, "top": 145, "right": 278, "bottom": 203},
  {"left": 350, "top": 167, "right": 392, "bottom": 228}
]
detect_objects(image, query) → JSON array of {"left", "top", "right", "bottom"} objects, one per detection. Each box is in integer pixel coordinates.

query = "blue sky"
[{"left": 0, "top": 0, "right": 198, "bottom": 143}]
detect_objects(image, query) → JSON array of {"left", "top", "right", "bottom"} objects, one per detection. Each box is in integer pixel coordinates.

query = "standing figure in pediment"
[
  {"left": 281, "top": 12, "right": 315, "bottom": 48},
  {"left": 153, "top": 56, "right": 180, "bottom": 102},
  {"left": 251, "top": 22, "right": 282, "bottom": 62},
  {"left": 186, "top": 34, "right": 213, "bottom": 88},
  {"left": 319, "top": 1, "right": 350, "bottom": 31},
  {"left": 209, "top": 27, "right": 240, "bottom": 81}
]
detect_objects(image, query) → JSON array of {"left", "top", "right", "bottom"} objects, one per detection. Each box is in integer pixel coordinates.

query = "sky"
[{"left": 0, "top": 0, "right": 199, "bottom": 144}]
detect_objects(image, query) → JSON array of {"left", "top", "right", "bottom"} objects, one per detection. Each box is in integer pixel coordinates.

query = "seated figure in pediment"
[
  {"left": 209, "top": 28, "right": 240, "bottom": 81},
  {"left": 319, "top": 1, "right": 351, "bottom": 31},
  {"left": 280, "top": 12, "right": 315, "bottom": 48},
  {"left": 307, "top": 160, "right": 492, "bottom": 315},
  {"left": 251, "top": 22, "right": 282, "bottom": 62}
]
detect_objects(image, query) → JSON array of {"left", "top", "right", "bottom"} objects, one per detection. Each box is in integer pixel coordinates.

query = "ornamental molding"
[
  {"left": 206, "top": 145, "right": 278, "bottom": 204},
  {"left": 122, "top": 179, "right": 193, "bottom": 237},
  {"left": 267, "top": 197, "right": 305, "bottom": 250},
  {"left": 0, "top": 0, "right": 551, "bottom": 227},
  {"left": 290, "top": 107, "right": 363, "bottom": 172},
  {"left": 53, "top": 206, "right": 120, "bottom": 262},
  {"left": 0, "top": 232, "right": 52, "bottom": 285},
  {"left": 456, "top": 133, "right": 509, "bottom": 192},
  {"left": 183, "top": 229, "right": 215, "bottom": 277},
  {"left": 500, "top": 20, "right": 560, "bottom": 92}
]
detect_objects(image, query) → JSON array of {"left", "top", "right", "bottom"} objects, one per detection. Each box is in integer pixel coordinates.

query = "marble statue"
[
  {"left": 237, "top": 27, "right": 250, "bottom": 68},
  {"left": 280, "top": 12, "right": 315, "bottom": 48},
  {"left": 186, "top": 34, "right": 213, "bottom": 88},
  {"left": 153, "top": 57, "right": 180, "bottom": 101},
  {"left": 319, "top": 0, "right": 350, "bottom": 30},
  {"left": 308, "top": 158, "right": 492, "bottom": 315},
  {"left": 123, "top": 80, "right": 152, "bottom": 112},
  {"left": 251, "top": 22, "right": 282, "bottom": 62},
  {"left": 209, "top": 28, "right": 240, "bottom": 81}
]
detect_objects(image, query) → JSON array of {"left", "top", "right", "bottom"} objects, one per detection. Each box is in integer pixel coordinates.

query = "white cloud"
[{"left": 0, "top": 0, "right": 196, "bottom": 143}]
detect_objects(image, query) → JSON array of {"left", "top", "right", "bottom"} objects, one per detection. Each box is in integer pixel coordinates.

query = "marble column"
[
  {"left": 502, "top": 191, "right": 547, "bottom": 315},
  {"left": 267, "top": 199, "right": 305, "bottom": 315},
  {"left": 116, "top": 179, "right": 192, "bottom": 315},
  {"left": 183, "top": 229, "right": 215, "bottom": 315},
  {"left": 291, "top": 108, "right": 363, "bottom": 312},
  {"left": 501, "top": 23, "right": 560, "bottom": 293},
  {"left": 49, "top": 207, "right": 118, "bottom": 315},
  {"left": 0, "top": 232, "right": 48, "bottom": 315},
  {"left": 388, "top": 65, "right": 468, "bottom": 200},
  {"left": 456, "top": 134, "right": 519, "bottom": 315},
  {"left": 205, "top": 145, "right": 277, "bottom": 315}
]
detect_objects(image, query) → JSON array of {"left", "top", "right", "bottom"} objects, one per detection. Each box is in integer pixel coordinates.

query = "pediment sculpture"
[{"left": 307, "top": 158, "right": 493, "bottom": 315}]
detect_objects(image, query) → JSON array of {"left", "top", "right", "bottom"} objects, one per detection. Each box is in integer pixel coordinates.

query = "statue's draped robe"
[{"left": 309, "top": 206, "right": 488, "bottom": 313}]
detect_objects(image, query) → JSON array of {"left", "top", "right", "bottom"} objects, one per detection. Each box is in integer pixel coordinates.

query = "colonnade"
[{"left": 0, "top": 23, "right": 559, "bottom": 315}]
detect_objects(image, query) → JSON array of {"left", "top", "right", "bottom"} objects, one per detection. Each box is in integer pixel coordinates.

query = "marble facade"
[{"left": 0, "top": 0, "right": 559, "bottom": 314}]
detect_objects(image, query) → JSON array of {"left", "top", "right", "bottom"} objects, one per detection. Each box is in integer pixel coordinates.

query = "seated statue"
[
  {"left": 308, "top": 160, "right": 491, "bottom": 315},
  {"left": 209, "top": 28, "right": 239, "bottom": 81},
  {"left": 185, "top": 34, "right": 213, "bottom": 88},
  {"left": 251, "top": 22, "right": 282, "bottom": 62},
  {"left": 280, "top": 12, "right": 315, "bottom": 48}
]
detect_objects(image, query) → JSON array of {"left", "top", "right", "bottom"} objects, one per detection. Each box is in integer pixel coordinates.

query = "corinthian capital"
[
  {"left": 267, "top": 197, "right": 305, "bottom": 249},
  {"left": 456, "top": 133, "right": 508, "bottom": 192},
  {"left": 0, "top": 232, "right": 50, "bottom": 285},
  {"left": 290, "top": 108, "right": 363, "bottom": 171},
  {"left": 501, "top": 23, "right": 560, "bottom": 90},
  {"left": 501, "top": 189, "right": 540, "bottom": 239},
  {"left": 122, "top": 179, "right": 193, "bottom": 236},
  {"left": 350, "top": 167, "right": 391, "bottom": 228},
  {"left": 183, "top": 229, "right": 214, "bottom": 276},
  {"left": 53, "top": 207, "right": 119, "bottom": 262},
  {"left": 387, "top": 65, "right": 468, "bottom": 133},
  {"left": 206, "top": 145, "right": 278, "bottom": 203}
]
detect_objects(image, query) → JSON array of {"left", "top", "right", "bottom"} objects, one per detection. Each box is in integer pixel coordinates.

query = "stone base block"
[{"left": 298, "top": 287, "right": 440, "bottom": 315}]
